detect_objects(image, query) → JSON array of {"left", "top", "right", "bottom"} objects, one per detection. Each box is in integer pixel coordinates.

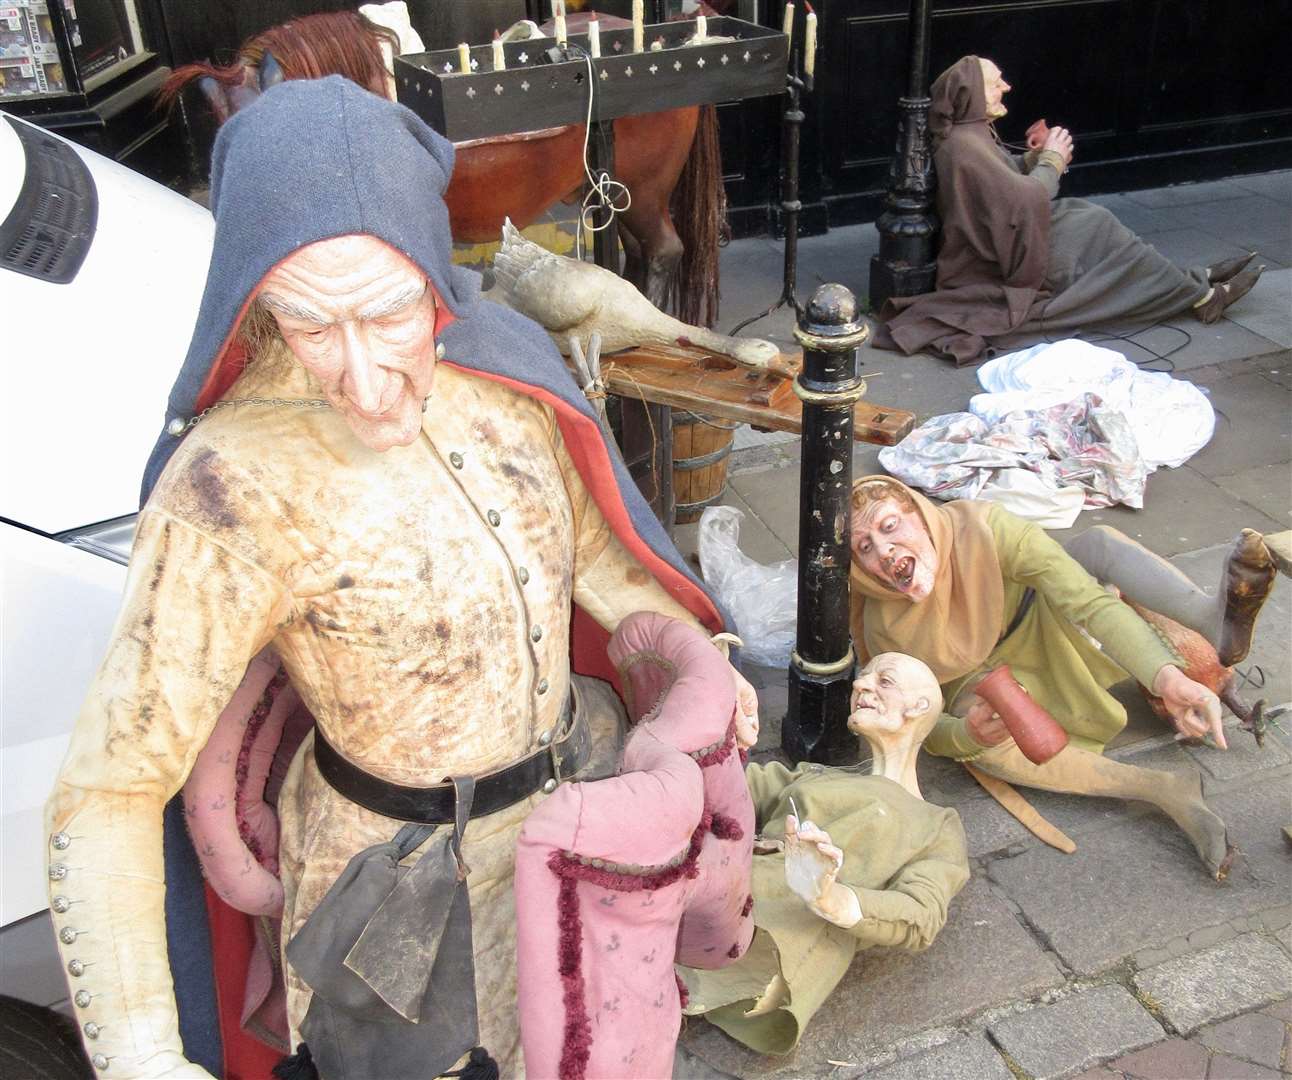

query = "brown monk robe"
[{"left": 874, "top": 56, "right": 1216, "bottom": 366}]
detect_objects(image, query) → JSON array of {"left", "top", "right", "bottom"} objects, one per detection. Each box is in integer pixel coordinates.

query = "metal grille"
[{"left": 0, "top": 116, "right": 98, "bottom": 284}]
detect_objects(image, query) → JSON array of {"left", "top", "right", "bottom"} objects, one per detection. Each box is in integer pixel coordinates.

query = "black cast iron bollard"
[
  {"left": 868, "top": 0, "right": 938, "bottom": 311},
  {"left": 783, "top": 284, "right": 869, "bottom": 765}
]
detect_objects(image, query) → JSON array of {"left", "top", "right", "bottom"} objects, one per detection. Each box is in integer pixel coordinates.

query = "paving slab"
[
  {"left": 678, "top": 876, "right": 1063, "bottom": 1078},
  {"left": 1184, "top": 372, "right": 1292, "bottom": 477},
  {"left": 1087, "top": 193, "right": 1200, "bottom": 237},
  {"left": 987, "top": 984, "right": 1164, "bottom": 1080},
  {"left": 1206, "top": 463, "right": 1292, "bottom": 529},
  {"left": 1231, "top": 171, "right": 1292, "bottom": 205},
  {"left": 1046, "top": 466, "right": 1284, "bottom": 556},
  {"left": 1136, "top": 228, "right": 1259, "bottom": 273},
  {"left": 858, "top": 1034, "right": 1013, "bottom": 1080},
  {"left": 728, "top": 462, "right": 802, "bottom": 554},
  {"left": 1124, "top": 318, "right": 1286, "bottom": 373},
  {"left": 986, "top": 771, "right": 1292, "bottom": 975},
  {"left": 1134, "top": 934, "right": 1292, "bottom": 1035},
  {"left": 1110, "top": 1035, "right": 1211, "bottom": 1079},
  {"left": 1124, "top": 180, "right": 1258, "bottom": 210},
  {"left": 1203, "top": 1052, "right": 1285, "bottom": 1078},
  {"left": 1219, "top": 268, "right": 1292, "bottom": 349},
  {"left": 1195, "top": 1012, "right": 1288, "bottom": 1071},
  {"left": 1179, "top": 196, "right": 1292, "bottom": 267}
]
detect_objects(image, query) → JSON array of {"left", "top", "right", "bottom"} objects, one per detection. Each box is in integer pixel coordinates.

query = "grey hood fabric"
[{"left": 138, "top": 76, "right": 712, "bottom": 613}]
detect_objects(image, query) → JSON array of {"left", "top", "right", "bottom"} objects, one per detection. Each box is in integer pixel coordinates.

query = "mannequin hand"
[
  {"left": 1042, "top": 125, "right": 1074, "bottom": 166},
  {"left": 1153, "top": 665, "right": 1227, "bottom": 748},
  {"left": 732, "top": 666, "right": 760, "bottom": 750},
  {"left": 785, "top": 815, "right": 861, "bottom": 926},
  {"left": 964, "top": 695, "right": 1011, "bottom": 747}
]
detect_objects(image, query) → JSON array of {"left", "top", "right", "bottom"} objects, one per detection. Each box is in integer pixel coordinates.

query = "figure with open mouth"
[{"left": 847, "top": 475, "right": 1277, "bottom": 881}]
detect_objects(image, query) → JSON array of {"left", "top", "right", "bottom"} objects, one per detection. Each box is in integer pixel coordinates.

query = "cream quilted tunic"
[{"left": 45, "top": 343, "right": 699, "bottom": 1077}]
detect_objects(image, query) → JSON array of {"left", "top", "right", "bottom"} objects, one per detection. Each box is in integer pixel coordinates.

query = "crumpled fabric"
[
  {"left": 972, "top": 339, "right": 1215, "bottom": 470},
  {"left": 878, "top": 393, "right": 1148, "bottom": 528}
]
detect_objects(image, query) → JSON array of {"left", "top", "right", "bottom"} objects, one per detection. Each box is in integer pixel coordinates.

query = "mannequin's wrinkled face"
[
  {"left": 851, "top": 496, "right": 939, "bottom": 601},
  {"left": 259, "top": 235, "right": 438, "bottom": 451},
  {"left": 848, "top": 652, "right": 940, "bottom": 736},
  {"left": 980, "top": 57, "right": 1010, "bottom": 119}
]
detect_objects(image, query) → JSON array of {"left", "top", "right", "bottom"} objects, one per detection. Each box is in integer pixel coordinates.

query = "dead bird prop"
[
  {"left": 1129, "top": 600, "right": 1268, "bottom": 747},
  {"left": 488, "top": 219, "right": 792, "bottom": 375}
]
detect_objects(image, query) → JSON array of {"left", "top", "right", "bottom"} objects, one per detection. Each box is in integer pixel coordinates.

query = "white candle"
[
  {"left": 632, "top": 0, "right": 644, "bottom": 52},
  {"left": 782, "top": 3, "right": 794, "bottom": 47},
  {"left": 695, "top": 14, "right": 707, "bottom": 41},
  {"left": 457, "top": 42, "right": 470, "bottom": 74},
  {"left": 588, "top": 13, "right": 601, "bottom": 57},
  {"left": 804, "top": 11, "right": 816, "bottom": 78},
  {"left": 492, "top": 31, "right": 505, "bottom": 71},
  {"left": 555, "top": 0, "right": 566, "bottom": 44}
]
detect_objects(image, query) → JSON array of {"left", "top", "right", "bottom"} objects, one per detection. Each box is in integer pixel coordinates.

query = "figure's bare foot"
[{"left": 1218, "top": 529, "right": 1276, "bottom": 666}]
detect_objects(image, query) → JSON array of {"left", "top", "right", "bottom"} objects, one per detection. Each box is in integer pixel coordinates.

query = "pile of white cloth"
[{"left": 878, "top": 340, "right": 1216, "bottom": 528}]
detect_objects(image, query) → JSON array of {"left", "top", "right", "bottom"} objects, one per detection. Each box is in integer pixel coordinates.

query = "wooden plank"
[{"left": 591, "top": 342, "right": 915, "bottom": 447}]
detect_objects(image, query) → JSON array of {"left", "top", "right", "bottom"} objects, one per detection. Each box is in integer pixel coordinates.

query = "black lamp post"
[
  {"left": 782, "top": 284, "right": 867, "bottom": 766},
  {"left": 868, "top": 0, "right": 938, "bottom": 311}
]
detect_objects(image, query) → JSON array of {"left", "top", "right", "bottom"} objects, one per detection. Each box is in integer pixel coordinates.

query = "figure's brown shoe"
[
  {"left": 1193, "top": 264, "right": 1265, "bottom": 324},
  {"left": 1218, "top": 528, "right": 1277, "bottom": 666},
  {"left": 1206, "top": 251, "right": 1257, "bottom": 284}
]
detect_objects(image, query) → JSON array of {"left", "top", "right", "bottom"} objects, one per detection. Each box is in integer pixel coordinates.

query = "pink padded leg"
[{"left": 516, "top": 614, "right": 754, "bottom": 1079}]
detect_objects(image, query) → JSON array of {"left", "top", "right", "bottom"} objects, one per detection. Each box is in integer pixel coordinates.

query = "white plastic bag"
[{"left": 697, "top": 506, "right": 797, "bottom": 668}]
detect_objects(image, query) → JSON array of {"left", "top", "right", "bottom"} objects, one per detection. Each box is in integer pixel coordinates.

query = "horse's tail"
[{"left": 669, "top": 104, "right": 729, "bottom": 328}]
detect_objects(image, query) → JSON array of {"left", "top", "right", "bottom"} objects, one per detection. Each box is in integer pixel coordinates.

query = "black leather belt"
[{"left": 313, "top": 695, "right": 590, "bottom": 824}]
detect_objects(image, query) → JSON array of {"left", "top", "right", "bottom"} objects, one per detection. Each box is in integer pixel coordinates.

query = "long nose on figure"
[{"left": 340, "top": 323, "right": 384, "bottom": 414}]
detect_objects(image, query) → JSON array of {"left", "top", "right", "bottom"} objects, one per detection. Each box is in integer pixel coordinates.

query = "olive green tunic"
[
  {"left": 924, "top": 506, "right": 1181, "bottom": 760},
  {"left": 681, "top": 762, "right": 969, "bottom": 1054}
]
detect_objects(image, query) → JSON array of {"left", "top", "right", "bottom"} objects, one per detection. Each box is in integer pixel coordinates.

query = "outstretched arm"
[{"left": 47, "top": 512, "right": 285, "bottom": 1077}]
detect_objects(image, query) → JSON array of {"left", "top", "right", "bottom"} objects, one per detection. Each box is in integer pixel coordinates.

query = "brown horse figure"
[{"left": 162, "top": 9, "right": 726, "bottom": 326}]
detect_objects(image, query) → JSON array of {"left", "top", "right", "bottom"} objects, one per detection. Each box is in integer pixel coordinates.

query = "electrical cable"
[{"left": 561, "top": 42, "right": 631, "bottom": 261}]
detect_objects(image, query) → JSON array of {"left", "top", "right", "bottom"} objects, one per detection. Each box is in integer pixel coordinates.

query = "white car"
[{"left": 0, "top": 110, "right": 213, "bottom": 1027}]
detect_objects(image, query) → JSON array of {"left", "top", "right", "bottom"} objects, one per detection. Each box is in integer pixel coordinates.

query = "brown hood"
[{"left": 929, "top": 55, "right": 989, "bottom": 143}]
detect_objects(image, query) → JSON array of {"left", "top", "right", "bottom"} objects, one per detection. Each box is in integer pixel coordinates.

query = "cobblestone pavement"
[{"left": 672, "top": 169, "right": 1292, "bottom": 1079}]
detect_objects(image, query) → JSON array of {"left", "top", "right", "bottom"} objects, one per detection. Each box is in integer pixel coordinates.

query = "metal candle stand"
[{"left": 729, "top": 44, "right": 810, "bottom": 336}]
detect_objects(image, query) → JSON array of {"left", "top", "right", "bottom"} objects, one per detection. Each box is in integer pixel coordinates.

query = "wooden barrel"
[{"left": 672, "top": 410, "right": 738, "bottom": 523}]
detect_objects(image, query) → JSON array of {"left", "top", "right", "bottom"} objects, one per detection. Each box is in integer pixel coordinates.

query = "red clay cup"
[{"left": 973, "top": 664, "right": 1069, "bottom": 765}]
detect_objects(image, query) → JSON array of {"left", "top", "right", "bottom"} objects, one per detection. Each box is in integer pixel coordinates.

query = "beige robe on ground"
[{"left": 45, "top": 343, "right": 700, "bottom": 1077}]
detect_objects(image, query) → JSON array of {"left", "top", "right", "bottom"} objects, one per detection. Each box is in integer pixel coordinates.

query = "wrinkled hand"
[
  {"left": 785, "top": 814, "right": 861, "bottom": 927},
  {"left": 732, "top": 666, "right": 760, "bottom": 750},
  {"left": 1043, "top": 125, "right": 1074, "bottom": 167},
  {"left": 1153, "top": 665, "right": 1227, "bottom": 748},
  {"left": 784, "top": 814, "right": 843, "bottom": 905},
  {"left": 964, "top": 695, "right": 1011, "bottom": 747}
]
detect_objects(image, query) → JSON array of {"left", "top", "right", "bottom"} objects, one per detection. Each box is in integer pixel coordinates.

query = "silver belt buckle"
[{"left": 540, "top": 689, "right": 575, "bottom": 794}]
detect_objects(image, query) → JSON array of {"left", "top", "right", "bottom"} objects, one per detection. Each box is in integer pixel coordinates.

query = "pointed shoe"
[
  {"left": 1218, "top": 528, "right": 1277, "bottom": 666},
  {"left": 1206, "top": 251, "right": 1257, "bottom": 284},
  {"left": 1193, "top": 264, "right": 1265, "bottom": 324}
]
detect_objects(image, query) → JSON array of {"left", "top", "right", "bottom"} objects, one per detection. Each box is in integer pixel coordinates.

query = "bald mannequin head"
[{"left": 848, "top": 652, "right": 943, "bottom": 798}]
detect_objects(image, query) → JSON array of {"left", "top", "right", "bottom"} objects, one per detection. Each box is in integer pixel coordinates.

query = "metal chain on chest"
[{"left": 168, "top": 397, "right": 331, "bottom": 435}]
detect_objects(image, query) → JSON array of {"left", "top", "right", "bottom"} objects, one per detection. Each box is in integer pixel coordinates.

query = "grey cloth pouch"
[{"left": 287, "top": 776, "right": 480, "bottom": 1078}]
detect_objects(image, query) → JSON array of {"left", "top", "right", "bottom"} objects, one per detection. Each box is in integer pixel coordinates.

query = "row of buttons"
[
  {"left": 50, "top": 831, "right": 108, "bottom": 1070},
  {"left": 445, "top": 446, "right": 552, "bottom": 738}
]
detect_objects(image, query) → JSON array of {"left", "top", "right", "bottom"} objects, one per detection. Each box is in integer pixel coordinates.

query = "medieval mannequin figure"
[
  {"left": 44, "top": 77, "right": 757, "bottom": 1079},
  {"left": 848, "top": 475, "right": 1277, "bottom": 880},
  {"left": 874, "top": 55, "right": 1266, "bottom": 365},
  {"left": 682, "top": 653, "right": 970, "bottom": 1053}
]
